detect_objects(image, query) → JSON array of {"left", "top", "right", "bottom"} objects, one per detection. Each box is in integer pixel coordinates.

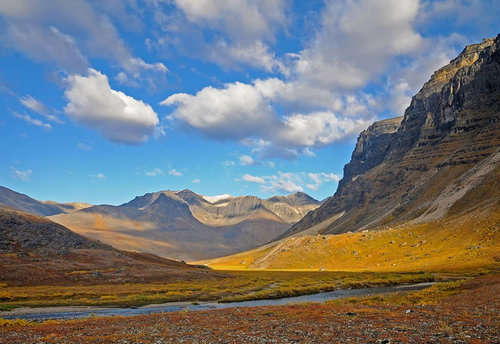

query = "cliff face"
[{"left": 279, "top": 35, "right": 500, "bottom": 239}]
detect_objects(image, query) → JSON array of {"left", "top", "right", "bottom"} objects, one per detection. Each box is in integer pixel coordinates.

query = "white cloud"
[
  {"left": 174, "top": 0, "right": 286, "bottom": 40},
  {"left": 10, "top": 166, "right": 32, "bottom": 181},
  {"left": 191, "top": 178, "right": 200, "bottom": 184},
  {"left": 20, "top": 95, "right": 47, "bottom": 115},
  {"left": 171, "top": 0, "right": 287, "bottom": 71},
  {"left": 169, "top": 169, "right": 183, "bottom": 176},
  {"left": 64, "top": 69, "right": 159, "bottom": 144},
  {"left": 0, "top": 0, "right": 166, "bottom": 78},
  {"left": 262, "top": 172, "right": 304, "bottom": 193},
  {"left": 20, "top": 95, "right": 63, "bottom": 123},
  {"left": 223, "top": 160, "right": 235, "bottom": 166},
  {"left": 239, "top": 155, "right": 255, "bottom": 166},
  {"left": 163, "top": 81, "right": 279, "bottom": 140},
  {"left": 242, "top": 174, "right": 265, "bottom": 184},
  {"left": 13, "top": 111, "right": 51, "bottom": 129},
  {"left": 294, "top": 0, "right": 422, "bottom": 91},
  {"left": 240, "top": 171, "right": 341, "bottom": 194},
  {"left": 162, "top": 80, "right": 373, "bottom": 158},
  {"left": 208, "top": 39, "right": 282, "bottom": 72},
  {"left": 145, "top": 168, "right": 164, "bottom": 177},
  {"left": 278, "top": 112, "right": 371, "bottom": 147},
  {"left": 3, "top": 24, "right": 88, "bottom": 73},
  {"left": 90, "top": 172, "right": 106, "bottom": 180},
  {"left": 306, "top": 172, "right": 341, "bottom": 191},
  {"left": 160, "top": 0, "right": 453, "bottom": 160}
]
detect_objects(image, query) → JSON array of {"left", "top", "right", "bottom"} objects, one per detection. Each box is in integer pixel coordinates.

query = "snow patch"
[{"left": 202, "top": 194, "right": 232, "bottom": 203}]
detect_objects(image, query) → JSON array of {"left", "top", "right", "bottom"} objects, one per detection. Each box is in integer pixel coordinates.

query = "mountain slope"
[
  {"left": 278, "top": 35, "right": 500, "bottom": 239},
  {"left": 0, "top": 186, "right": 90, "bottom": 216},
  {"left": 201, "top": 35, "right": 500, "bottom": 271},
  {"left": 0, "top": 206, "right": 211, "bottom": 286},
  {"left": 50, "top": 190, "right": 319, "bottom": 260}
]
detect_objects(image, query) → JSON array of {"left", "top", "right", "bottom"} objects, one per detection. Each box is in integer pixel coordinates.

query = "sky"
[{"left": 0, "top": 0, "right": 499, "bottom": 205}]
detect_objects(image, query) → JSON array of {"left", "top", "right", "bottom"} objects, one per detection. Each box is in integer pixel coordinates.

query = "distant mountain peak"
[{"left": 266, "top": 192, "right": 319, "bottom": 206}]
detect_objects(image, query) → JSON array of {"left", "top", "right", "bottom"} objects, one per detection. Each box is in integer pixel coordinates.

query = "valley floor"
[{"left": 1, "top": 273, "right": 499, "bottom": 343}]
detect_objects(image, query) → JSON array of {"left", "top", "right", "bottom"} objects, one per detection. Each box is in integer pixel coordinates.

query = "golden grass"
[
  {"left": 329, "top": 279, "right": 470, "bottom": 307},
  {"left": 0, "top": 270, "right": 435, "bottom": 310},
  {"left": 201, "top": 208, "right": 500, "bottom": 272}
]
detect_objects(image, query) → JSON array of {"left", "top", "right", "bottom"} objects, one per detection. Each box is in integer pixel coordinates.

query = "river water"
[{"left": 4, "top": 282, "right": 435, "bottom": 321}]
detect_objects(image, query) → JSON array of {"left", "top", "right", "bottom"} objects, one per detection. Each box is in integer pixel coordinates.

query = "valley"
[{"left": 1, "top": 32, "right": 500, "bottom": 343}]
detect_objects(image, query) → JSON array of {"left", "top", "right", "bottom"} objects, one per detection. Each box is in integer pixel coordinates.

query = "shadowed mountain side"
[
  {"left": 0, "top": 186, "right": 91, "bottom": 216},
  {"left": 50, "top": 190, "right": 319, "bottom": 260},
  {"left": 277, "top": 35, "right": 500, "bottom": 240},
  {"left": 0, "top": 206, "right": 217, "bottom": 286}
]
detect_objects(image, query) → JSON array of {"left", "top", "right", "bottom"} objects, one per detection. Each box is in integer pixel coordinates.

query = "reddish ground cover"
[{"left": 1, "top": 274, "right": 499, "bottom": 343}]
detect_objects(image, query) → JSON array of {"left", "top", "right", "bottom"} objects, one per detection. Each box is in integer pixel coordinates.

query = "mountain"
[
  {"left": 0, "top": 205, "right": 211, "bottom": 286},
  {"left": 0, "top": 186, "right": 90, "bottom": 216},
  {"left": 49, "top": 189, "right": 319, "bottom": 260},
  {"left": 201, "top": 35, "right": 500, "bottom": 271},
  {"left": 278, "top": 35, "right": 500, "bottom": 239}
]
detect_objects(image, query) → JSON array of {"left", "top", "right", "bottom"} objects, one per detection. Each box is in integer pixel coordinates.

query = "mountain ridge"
[
  {"left": 0, "top": 186, "right": 91, "bottom": 217},
  {"left": 277, "top": 34, "right": 500, "bottom": 240},
  {"left": 44, "top": 188, "right": 320, "bottom": 260}
]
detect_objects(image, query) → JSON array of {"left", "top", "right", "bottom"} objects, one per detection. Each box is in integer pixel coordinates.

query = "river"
[{"left": 2, "top": 282, "right": 435, "bottom": 321}]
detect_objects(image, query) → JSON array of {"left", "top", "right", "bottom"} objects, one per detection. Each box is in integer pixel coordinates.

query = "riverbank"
[
  {"left": 0, "top": 270, "right": 435, "bottom": 311},
  {"left": 1, "top": 282, "right": 436, "bottom": 321},
  {"left": 1, "top": 274, "right": 498, "bottom": 343}
]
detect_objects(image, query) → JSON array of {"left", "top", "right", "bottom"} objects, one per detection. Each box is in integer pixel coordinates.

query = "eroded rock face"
[
  {"left": 279, "top": 34, "right": 500, "bottom": 239},
  {"left": 342, "top": 117, "right": 403, "bottom": 186}
]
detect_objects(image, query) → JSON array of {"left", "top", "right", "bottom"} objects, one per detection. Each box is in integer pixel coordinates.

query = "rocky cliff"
[{"left": 279, "top": 35, "right": 500, "bottom": 239}]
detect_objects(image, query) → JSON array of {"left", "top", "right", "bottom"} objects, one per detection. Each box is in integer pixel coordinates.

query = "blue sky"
[{"left": 0, "top": 0, "right": 498, "bottom": 205}]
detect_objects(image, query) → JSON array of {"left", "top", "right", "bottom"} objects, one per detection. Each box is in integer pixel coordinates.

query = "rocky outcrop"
[
  {"left": 279, "top": 34, "right": 500, "bottom": 239},
  {"left": 341, "top": 117, "right": 402, "bottom": 187}
]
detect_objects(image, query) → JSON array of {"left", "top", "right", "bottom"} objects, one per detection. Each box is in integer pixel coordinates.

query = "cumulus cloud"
[
  {"left": 241, "top": 171, "right": 341, "bottom": 194},
  {"left": 295, "top": 0, "right": 422, "bottom": 91},
  {"left": 261, "top": 172, "right": 304, "bottom": 193},
  {"left": 170, "top": 0, "right": 287, "bottom": 71},
  {"left": 162, "top": 81, "right": 279, "bottom": 140},
  {"left": 278, "top": 112, "right": 370, "bottom": 147},
  {"left": 145, "top": 168, "right": 164, "bottom": 177},
  {"left": 169, "top": 169, "right": 183, "bottom": 176},
  {"left": 242, "top": 174, "right": 265, "bottom": 184},
  {"left": 162, "top": 80, "right": 373, "bottom": 158},
  {"left": 0, "top": 0, "right": 166, "bottom": 78},
  {"left": 306, "top": 172, "right": 341, "bottom": 191},
  {"left": 239, "top": 155, "right": 255, "bottom": 166},
  {"left": 10, "top": 166, "right": 32, "bottom": 181},
  {"left": 161, "top": 0, "right": 426, "bottom": 157},
  {"left": 13, "top": 111, "right": 51, "bottom": 129},
  {"left": 191, "top": 178, "right": 200, "bottom": 184},
  {"left": 64, "top": 69, "right": 159, "bottom": 144},
  {"left": 3, "top": 24, "right": 88, "bottom": 73}
]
